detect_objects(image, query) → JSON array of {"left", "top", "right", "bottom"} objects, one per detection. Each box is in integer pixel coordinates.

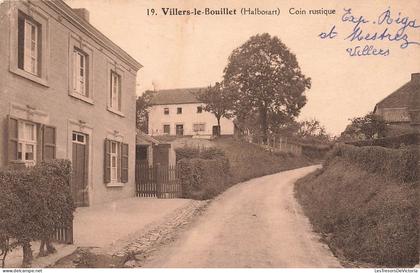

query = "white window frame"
[
  {"left": 23, "top": 19, "right": 38, "bottom": 76},
  {"left": 110, "top": 71, "right": 121, "bottom": 111},
  {"left": 9, "top": 4, "right": 49, "bottom": 86},
  {"left": 73, "top": 48, "right": 87, "bottom": 96},
  {"left": 109, "top": 141, "right": 120, "bottom": 183},
  {"left": 72, "top": 132, "right": 86, "bottom": 145},
  {"left": 17, "top": 121, "right": 37, "bottom": 166}
]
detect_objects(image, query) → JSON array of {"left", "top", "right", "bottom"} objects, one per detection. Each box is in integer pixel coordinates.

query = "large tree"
[
  {"left": 136, "top": 90, "right": 156, "bottom": 133},
  {"left": 197, "top": 82, "right": 234, "bottom": 136},
  {"left": 223, "top": 33, "right": 311, "bottom": 144}
]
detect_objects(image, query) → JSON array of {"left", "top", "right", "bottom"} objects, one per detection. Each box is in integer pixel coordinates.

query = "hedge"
[
  {"left": 326, "top": 144, "right": 418, "bottom": 183},
  {"left": 347, "top": 133, "right": 419, "bottom": 148},
  {"left": 178, "top": 157, "right": 230, "bottom": 200},
  {"left": 0, "top": 160, "right": 74, "bottom": 267}
]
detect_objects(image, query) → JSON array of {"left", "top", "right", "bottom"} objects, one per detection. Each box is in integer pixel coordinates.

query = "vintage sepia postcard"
[{"left": 0, "top": 0, "right": 419, "bottom": 270}]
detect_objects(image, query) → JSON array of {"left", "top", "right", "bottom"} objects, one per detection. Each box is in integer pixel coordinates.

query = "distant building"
[
  {"left": 0, "top": 0, "right": 142, "bottom": 206},
  {"left": 374, "top": 73, "right": 420, "bottom": 133},
  {"left": 148, "top": 88, "right": 235, "bottom": 137}
]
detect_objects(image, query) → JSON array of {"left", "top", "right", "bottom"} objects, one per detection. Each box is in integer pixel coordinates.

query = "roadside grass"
[
  {"left": 213, "top": 137, "right": 314, "bottom": 184},
  {"left": 295, "top": 158, "right": 419, "bottom": 267}
]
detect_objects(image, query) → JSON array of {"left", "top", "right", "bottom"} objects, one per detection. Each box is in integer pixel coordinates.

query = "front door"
[
  {"left": 212, "top": 125, "right": 220, "bottom": 136},
  {"left": 176, "top": 124, "right": 184, "bottom": 136},
  {"left": 71, "top": 132, "right": 89, "bottom": 207}
]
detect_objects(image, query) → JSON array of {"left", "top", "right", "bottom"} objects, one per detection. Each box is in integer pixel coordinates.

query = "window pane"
[
  {"left": 111, "top": 142, "right": 116, "bottom": 153},
  {"left": 77, "top": 134, "right": 84, "bottom": 143},
  {"left": 25, "top": 144, "right": 34, "bottom": 160},
  {"left": 112, "top": 156, "right": 116, "bottom": 167},
  {"left": 24, "top": 123, "right": 35, "bottom": 140},
  {"left": 72, "top": 133, "right": 77, "bottom": 141},
  {"left": 18, "top": 143, "right": 22, "bottom": 160}
]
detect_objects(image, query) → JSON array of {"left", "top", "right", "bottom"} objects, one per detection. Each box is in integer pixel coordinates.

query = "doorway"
[{"left": 71, "top": 132, "right": 89, "bottom": 207}]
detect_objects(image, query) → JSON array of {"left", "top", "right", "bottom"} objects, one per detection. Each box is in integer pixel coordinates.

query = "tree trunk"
[
  {"left": 217, "top": 118, "right": 221, "bottom": 137},
  {"left": 259, "top": 107, "right": 268, "bottom": 145},
  {"left": 22, "top": 242, "right": 33, "bottom": 267}
]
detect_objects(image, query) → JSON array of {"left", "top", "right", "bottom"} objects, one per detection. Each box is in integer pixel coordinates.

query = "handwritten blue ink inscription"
[{"left": 319, "top": 7, "right": 419, "bottom": 56}]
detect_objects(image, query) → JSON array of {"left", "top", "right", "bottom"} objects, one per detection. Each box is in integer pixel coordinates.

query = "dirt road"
[{"left": 143, "top": 165, "right": 341, "bottom": 268}]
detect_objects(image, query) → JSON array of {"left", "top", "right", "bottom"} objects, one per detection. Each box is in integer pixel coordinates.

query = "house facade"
[
  {"left": 148, "top": 88, "right": 235, "bottom": 137},
  {"left": 0, "top": 0, "right": 142, "bottom": 206},
  {"left": 374, "top": 73, "right": 420, "bottom": 134}
]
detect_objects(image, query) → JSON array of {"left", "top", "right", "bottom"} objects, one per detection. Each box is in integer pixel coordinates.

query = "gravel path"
[{"left": 142, "top": 165, "right": 341, "bottom": 268}]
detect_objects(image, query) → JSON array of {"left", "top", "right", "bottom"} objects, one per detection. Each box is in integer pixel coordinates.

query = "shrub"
[
  {"left": 175, "top": 147, "right": 200, "bottom": 161},
  {"left": 178, "top": 157, "right": 230, "bottom": 200},
  {"left": 0, "top": 170, "right": 25, "bottom": 267},
  {"left": 0, "top": 159, "right": 74, "bottom": 267},
  {"left": 327, "top": 144, "right": 418, "bottom": 183},
  {"left": 347, "top": 133, "right": 419, "bottom": 148}
]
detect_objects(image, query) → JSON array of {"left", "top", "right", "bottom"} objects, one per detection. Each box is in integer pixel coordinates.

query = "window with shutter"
[
  {"left": 104, "top": 139, "right": 128, "bottom": 185},
  {"left": 110, "top": 71, "right": 121, "bottom": 111},
  {"left": 7, "top": 116, "right": 39, "bottom": 166},
  {"left": 17, "top": 12, "right": 40, "bottom": 76},
  {"left": 73, "top": 48, "right": 88, "bottom": 97}
]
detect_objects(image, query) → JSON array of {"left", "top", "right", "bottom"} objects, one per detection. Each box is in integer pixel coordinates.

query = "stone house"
[
  {"left": 374, "top": 73, "right": 420, "bottom": 134},
  {"left": 0, "top": 0, "right": 142, "bottom": 206},
  {"left": 148, "top": 88, "right": 235, "bottom": 137}
]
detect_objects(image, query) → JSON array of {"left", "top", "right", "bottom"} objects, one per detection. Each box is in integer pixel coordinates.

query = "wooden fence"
[
  {"left": 135, "top": 162, "right": 182, "bottom": 198},
  {"left": 51, "top": 223, "right": 74, "bottom": 244}
]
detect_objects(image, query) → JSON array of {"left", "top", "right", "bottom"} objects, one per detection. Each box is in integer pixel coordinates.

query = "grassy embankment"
[
  {"left": 295, "top": 145, "right": 419, "bottom": 267},
  {"left": 213, "top": 137, "right": 315, "bottom": 183}
]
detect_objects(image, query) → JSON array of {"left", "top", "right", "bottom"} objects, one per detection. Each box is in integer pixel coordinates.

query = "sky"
[{"left": 66, "top": 0, "right": 420, "bottom": 135}]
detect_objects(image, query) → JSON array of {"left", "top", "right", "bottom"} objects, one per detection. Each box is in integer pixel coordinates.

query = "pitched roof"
[
  {"left": 136, "top": 131, "right": 161, "bottom": 145},
  {"left": 46, "top": 0, "right": 142, "bottom": 71},
  {"left": 375, "top": 79, "right": 420, "bottom": 109},
  {"left": 149, "top": 88, "right": 206, "bottom": 105}
]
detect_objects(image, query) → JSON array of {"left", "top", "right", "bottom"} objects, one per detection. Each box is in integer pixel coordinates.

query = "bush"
[
  {"left": 327, "top": 144, "right": 418, "bottom": 183},
  {"left": 0, "top": 159, "right": 74, "bottom": 267},
  {"left": 347, "top": 133, "right": 419, "bottom": 148},
  {"left": 175, "top": 146, "right": 227, "bottom": 161},
  {"left": 178, "top": 157, "right": 230, "bottom": 200}
]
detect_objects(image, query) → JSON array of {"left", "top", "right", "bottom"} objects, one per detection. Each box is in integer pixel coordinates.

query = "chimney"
[
  {"left": 72, "top": 8, "right": 90, "bottom": 22},
  {"left": 411, "top": 73, "right": 420, "bottom": 85}
]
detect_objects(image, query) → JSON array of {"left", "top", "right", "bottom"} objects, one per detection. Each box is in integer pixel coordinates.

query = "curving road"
[{"left": 143, "top": 165, "right": 341, "bottom": 268}]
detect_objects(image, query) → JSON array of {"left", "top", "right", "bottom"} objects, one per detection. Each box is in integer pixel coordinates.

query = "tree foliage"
[
  {"left": 136, "top": 90, "right": 156, "bottom": 133},
  {"left": 340, "top": 112, "right": 387, "bottom": 141},
  {"left": 197, "top": 82, "right": 234, "bottom": 135},
  {"left": 297, "top": 119, "right": 330, "bottom": 142},
  {"left": 223, "top": 33, "right": 311, "bottom": 143}
]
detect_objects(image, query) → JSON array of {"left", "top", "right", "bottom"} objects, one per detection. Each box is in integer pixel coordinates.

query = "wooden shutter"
[
  {"left": 36, "top": 124, "right": 42, "bottom": 162},
  {"left": 73, "top": 50, "right": 79, "bottom": 92},
  {"left": 121, "top": 143, "right": 129, "bottom": 183},
  {"left": 42, "top": 125, "right": 56, "bottom": 161},
  {"left": 17, "top": 16, "right": 25, "bottom": 69},
  {"left": 7, "top": 116, "right": 19, "bottom": 162},
  {"left": 104, "top": 139, "right": 111, "bottom": 184}
]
